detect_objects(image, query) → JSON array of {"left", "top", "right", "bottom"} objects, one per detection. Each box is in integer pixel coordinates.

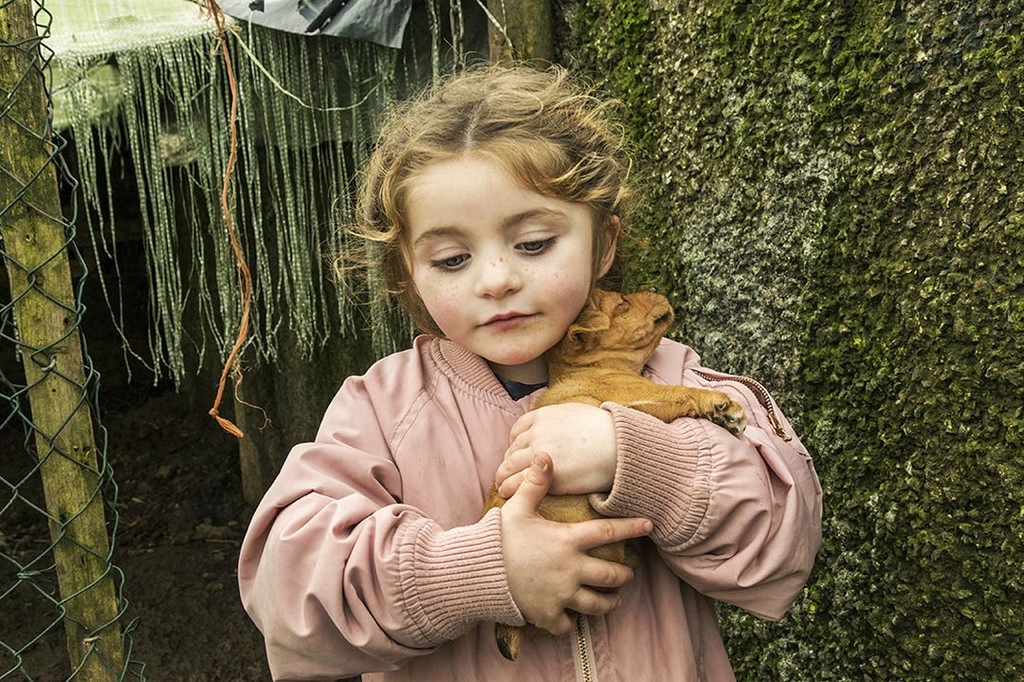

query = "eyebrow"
[
  {"left": 412, "top": 226, "right": 463, "bottom": 249},
  {"left": 502, "top": 208, "right": 570, "bottom": 231},
  {"left": 411, "top": 208, "right": 571, "bottom": 249}
]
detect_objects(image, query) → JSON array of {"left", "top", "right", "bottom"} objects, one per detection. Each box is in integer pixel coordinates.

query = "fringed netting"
[{"left": 52, "top": 1, "right": 448, "bottom": 384}]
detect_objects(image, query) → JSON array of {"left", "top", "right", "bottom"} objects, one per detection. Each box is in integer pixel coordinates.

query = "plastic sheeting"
[
  {"left": 46, "top": 0, "right": 219, "bottom": 130},
  {"left": 218, "top": 0, "right": 414, "bottom": 48}
]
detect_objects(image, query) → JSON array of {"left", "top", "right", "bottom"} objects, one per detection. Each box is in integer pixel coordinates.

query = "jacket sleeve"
[
  {"left": 589, "top": 365, "right": 823, "bottom": 621},
  {"left": 237, "top": 376, "right": 524, "bottom": 681}
]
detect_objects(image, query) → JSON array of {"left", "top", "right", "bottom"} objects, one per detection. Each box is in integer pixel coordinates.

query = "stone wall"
[{"left": 555, "top": 1, "right": 1022, "bottom": 678}]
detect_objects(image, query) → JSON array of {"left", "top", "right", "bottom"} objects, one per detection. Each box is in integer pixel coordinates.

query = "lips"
[{"left": 482, "top": 312, "right": 535, "bottom": 327}]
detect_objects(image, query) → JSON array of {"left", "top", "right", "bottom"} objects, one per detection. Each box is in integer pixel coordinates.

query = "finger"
[
  {"left": 569, "top": 588, "right": 623, "bottom": 617},
  {"left": 578, "top": 560, "right": 634, "bottom": 590},
  {"left": 535, "top": 611, "right": 574, "bottom": 637},
  {"left": 494, "top": 448, "right": 534, "bottom": 491},
  {"left": 496, "top": 470, "right": 526, "bottom": 499},
  {"left": 505, "top": 428, "right": 531, "bottom": 456},
  {"left": 506, "top": 452, "right": 553, "bottom": 513},
  {"left": 573, "top": 517, "right": 652, "bottom": 552},
  {"left": 508, "top": 411, "right": 536, "bottom": 445},
  {"left": 495, "top": 445, "right": 532, "bottom": 482}
]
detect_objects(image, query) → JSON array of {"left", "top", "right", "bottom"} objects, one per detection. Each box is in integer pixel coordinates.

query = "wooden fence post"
[
  {"left": 0, "top": 1, "right": 125, "bottom": 679},
  {"left": 487, "top": 0, "right": 554, "bottom": 63}
]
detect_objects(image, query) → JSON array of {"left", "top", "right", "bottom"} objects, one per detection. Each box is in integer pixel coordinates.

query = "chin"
[
  {"left": 488, "top": 352, "right": 541, "bottom": 368},
  {"left": 484, "top": 348, "right": 547, "bottom": 374}
]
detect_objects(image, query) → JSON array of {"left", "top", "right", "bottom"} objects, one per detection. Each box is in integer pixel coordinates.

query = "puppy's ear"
[{"left": 565, "top": 307, "right": 611, "bottom": 351}]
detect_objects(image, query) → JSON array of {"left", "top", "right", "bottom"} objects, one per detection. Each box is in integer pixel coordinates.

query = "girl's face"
[{"left": 406, "top": 155, "right": 615, "bottom": 384}]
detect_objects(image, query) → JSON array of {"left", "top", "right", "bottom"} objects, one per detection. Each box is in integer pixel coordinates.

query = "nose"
[{"left": 474, "top": 255, "right": 522, "bottom": 299}]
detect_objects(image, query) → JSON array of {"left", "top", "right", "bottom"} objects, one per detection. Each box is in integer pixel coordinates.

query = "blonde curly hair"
[{"left": 345, "top": 63, "right": 633, "bottom": 335}]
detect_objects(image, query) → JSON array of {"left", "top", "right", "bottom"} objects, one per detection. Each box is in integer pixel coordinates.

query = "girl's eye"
[
  {"left": 518, "top": 237, "right": 556, "bottom": 254},
  {"left": 430, "top": 254, "right": 469, "bottom": 270}
]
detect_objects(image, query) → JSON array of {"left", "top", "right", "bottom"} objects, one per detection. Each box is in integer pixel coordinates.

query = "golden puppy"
[{"left": 484, "top": 288, "right": 746, "bottom": 661}]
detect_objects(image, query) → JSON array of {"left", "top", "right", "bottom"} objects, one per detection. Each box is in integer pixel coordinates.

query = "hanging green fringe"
[{"left": 50, "top": 0, "right": 448, "bottom": 384}]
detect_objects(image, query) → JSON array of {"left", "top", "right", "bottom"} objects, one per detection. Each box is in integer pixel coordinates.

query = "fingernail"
[{"left": 642, "top": 520, "right": 653, "bottom": 533}]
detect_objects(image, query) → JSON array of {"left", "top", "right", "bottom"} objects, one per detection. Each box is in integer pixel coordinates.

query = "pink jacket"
[{"left": 238, "top": 336, "right": 822, "bottom": 681}]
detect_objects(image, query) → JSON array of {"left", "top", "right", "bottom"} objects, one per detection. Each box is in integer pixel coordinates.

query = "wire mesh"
[
  {"left": 0, "top": 0, "right": 144, "bottom": 678},
  {"left": 2, "top": 0, "right": 486, "bottom": 677}
]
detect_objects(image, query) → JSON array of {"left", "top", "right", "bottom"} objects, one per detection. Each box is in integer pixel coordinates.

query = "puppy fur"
[{"left": 484, "top": 288, "right": 746, "bottom": 661}]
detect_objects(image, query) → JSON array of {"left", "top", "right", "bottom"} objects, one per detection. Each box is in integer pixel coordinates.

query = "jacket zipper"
[
  {"left": 575, "top": 615, "right": 594, "bottom": 682},
  {"left": 691, "top": 369, "right": 792, "bottom": 441}
]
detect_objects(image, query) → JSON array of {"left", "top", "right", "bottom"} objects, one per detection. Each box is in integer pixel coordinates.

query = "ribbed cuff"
[
  {"left": 398, "top": 508, "right": 524, "bottom": 647},
  {"left": 588, "top": 402, "right": 710, "bottom": 548}
]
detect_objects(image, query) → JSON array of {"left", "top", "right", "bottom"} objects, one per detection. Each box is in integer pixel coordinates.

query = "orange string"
[{"left": 199, "top": 0, "right": 250, "bottom": 438}]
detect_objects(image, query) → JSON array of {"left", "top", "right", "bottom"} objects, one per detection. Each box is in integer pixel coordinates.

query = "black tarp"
[{"left": 218, "top": 0, "right": 413, "bottom": 48}]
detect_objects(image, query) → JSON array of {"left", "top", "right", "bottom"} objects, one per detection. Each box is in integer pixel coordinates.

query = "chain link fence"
[
  {"left": 2, "top": 0, "right": 483, "bottom": 676},
  {"left": 0, "top": 0, "right": 143, "bottom": 678}
]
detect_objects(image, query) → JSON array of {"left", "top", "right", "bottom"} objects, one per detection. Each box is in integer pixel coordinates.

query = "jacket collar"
[{"left": 427, "top": 336, "right": 544, "bottom": 409}]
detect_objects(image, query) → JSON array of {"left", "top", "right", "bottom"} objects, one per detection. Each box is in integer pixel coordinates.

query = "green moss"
[
  {"left": 557, "top": 1, "right": 1024, "bottom": 679},
  {"left": 570, "top": 0, "right": 657, "bottom": 149}
]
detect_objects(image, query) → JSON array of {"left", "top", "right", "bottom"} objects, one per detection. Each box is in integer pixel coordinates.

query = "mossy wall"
[{"left": 554, "top": 1, "right": 1023, "bottom": 679}]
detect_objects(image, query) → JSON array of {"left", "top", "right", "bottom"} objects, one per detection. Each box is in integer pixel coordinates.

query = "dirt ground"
[
  {"left": 0, "top": 373, "right": 276, "bottom": 681},
  {"left": 0, "top": 263, "right": 379, "bottom": 682}
]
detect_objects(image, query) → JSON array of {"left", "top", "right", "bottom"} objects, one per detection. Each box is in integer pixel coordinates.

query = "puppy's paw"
[{"left": 705, "top": 393, "right": 747, "bottom": 435}]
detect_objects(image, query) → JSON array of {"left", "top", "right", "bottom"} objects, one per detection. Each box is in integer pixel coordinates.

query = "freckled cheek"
[
  {"left": 543, "top": 267, "right": 593, "bottom": 327},
  {"left": 419, "top": 282, "right": 466, "bottom": 335},
  {"left": 547, "top": 267, "right": 592, "bottom": 303}
]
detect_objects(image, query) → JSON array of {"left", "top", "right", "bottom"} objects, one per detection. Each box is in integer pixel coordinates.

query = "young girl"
[{"left": 238, "top": 65, "right": 822, "bottom": 681}]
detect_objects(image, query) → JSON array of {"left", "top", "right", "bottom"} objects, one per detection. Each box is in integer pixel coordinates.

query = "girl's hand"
[
  {"left": 500, "top": 453, "right": 651, "bottom": 635},
  {"left": 495, "top": 403, "right": 617, "bottom": 498}
]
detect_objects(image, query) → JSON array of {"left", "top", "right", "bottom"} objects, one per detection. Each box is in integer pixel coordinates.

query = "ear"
[
  {"left": 596, "top": 215, "right": 620, "bottom": 280},
  {"left": 564, "top": 300, "right": 611, "bottom": 350}
]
